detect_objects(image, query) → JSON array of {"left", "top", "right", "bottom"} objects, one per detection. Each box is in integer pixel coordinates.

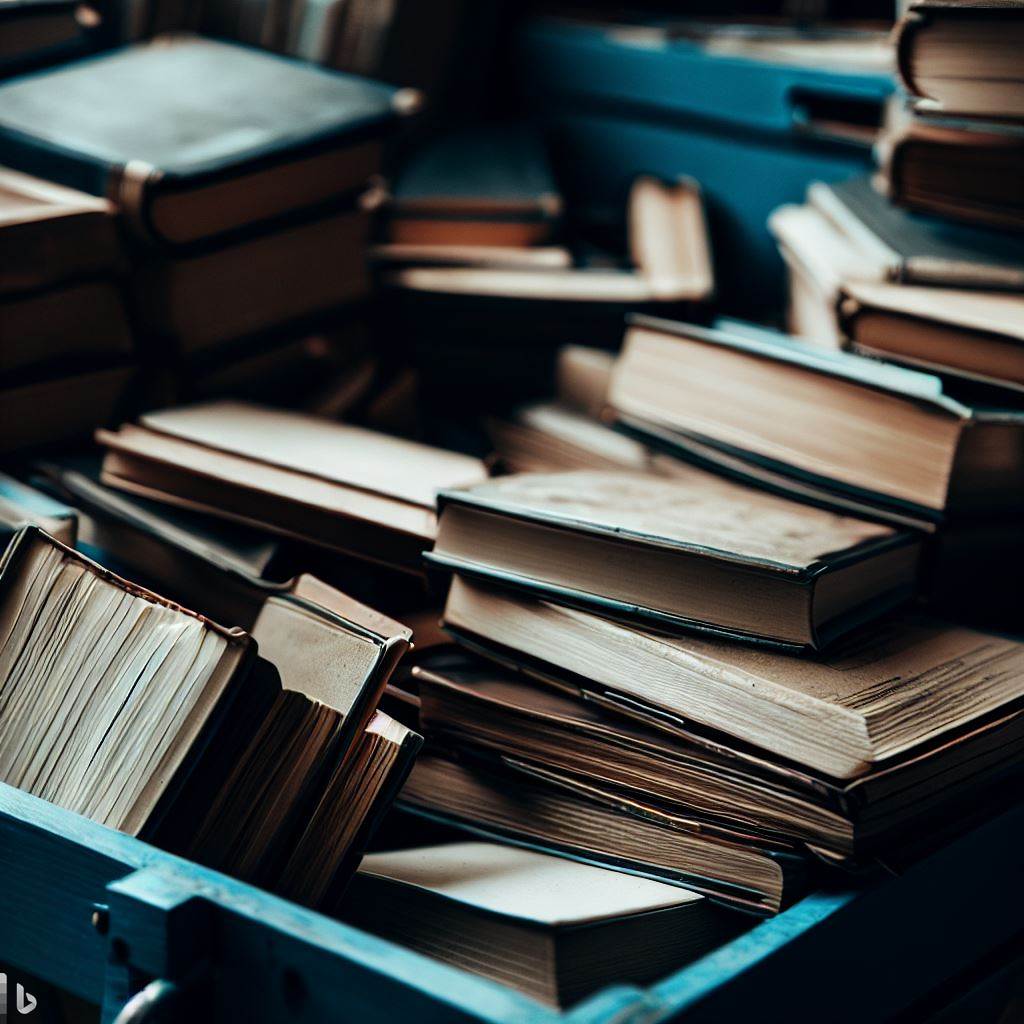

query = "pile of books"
[
  {"left": 0, "top": 33, "right": 417, "bottom": 421},
  {"left": 1, "top": 2, "right": 1023, "bottom": 1013},
  {"left": 377, "top": 124, "right": 715, "bottom": 416}
]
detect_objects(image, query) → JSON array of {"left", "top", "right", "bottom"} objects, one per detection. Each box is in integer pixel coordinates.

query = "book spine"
[{"left": 893, "top": 12, "right": 928, "bottom": 100}]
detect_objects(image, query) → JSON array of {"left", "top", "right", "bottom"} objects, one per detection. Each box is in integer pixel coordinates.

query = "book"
[
  {"left": 896, "top": 1, "right": 1024, "bottom": 120},
  {"left": 181, "top": 572, "right": 414, "bottom": 887},
  {"left": 343, "top": 842, "right": 737, "bottom": 1006},
  {"left": 0, "top": 166, "right": 121, "bottom": 294},
  {"left": 809, "top": 177, "right": 1024, "bottom": 291},
  {"left": 0, "top": 0, "right": 101, "bottom": 77},
  {"left": 399, "top": 751, "right": 806, "bottom": 915},
  {"left": 0, "top": 527, "right": 257, "bottom": 838},
  {"left": 0, "top": 473, "right": 76, "bottom": 547},
  {"left": 0, "top": 35, "right": 417, "bottom": 248},
  {"left": 278, "top": 710, "right": 421, "bottom": 911},
  {"left": 132, "top": 199, "right": 373, "bottom": 355},
  {"left": 427, "top": 468, "right": 920, "bottom": 650},
  {"left": 441, "top": 574, "right": 1024, "bottom": 781},
  {"left": 608, "top": 315, "right": 1024, "bottom": 522},
  {"left": 96, "top": 401, "right": 488, "bottom": 572},
  {"left": 877, "top": 111, "right": 1024, "bottom": 231},
  {"left": 414, "top": 651, "right": 1024, "bottom": 862},
  {"left": 384, "top": 123, "right": 563, "bottom": 249},
  {"left": 840, "top": 279, "right": 1024, "bottom": 396}
]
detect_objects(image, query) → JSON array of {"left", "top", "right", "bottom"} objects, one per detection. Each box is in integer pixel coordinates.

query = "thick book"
[
  {"left": 0, "top": 166, "right": 121, "bottom": 293},
  {"left": 810, "top": 177, "right": 1024, "bottom": 291},
  {"left": 427, "top": 468, "right": 921, "bottom": 650},
  {"left": 414, "top": 651, "right": 1024, "bottom": 862},
  {"left": 399, "top": 750, "right": 807, "bottom": 916},
  {"left": 0, "top": 35, "right": 416, "bottom": 248},
  {"left": 877, "top": 112, "right": 1024, "bottom": 231},
  {"left": 840, "top": 279, "right": 1024, "bottom": 396},
  {"left": 896, "top": 1, "right": 1024, "bottom": 120},
  {"left": 96, "top": 400, "right": 488, "bottom": 572},
  {"left": 0, "top": 527, "right": 257, "bottom": 838},
  {"left": 385, "top": 123, "right": 563, "bottom": 249},
  {"left": 343, "top": 842, "right": 737, "bottom": 1007},
  {"left": 441, "top": 575, "right": 1024, "bottom": 781},
  {"left": 608, "top": 314, "right": 1024, "bottom": 523}
]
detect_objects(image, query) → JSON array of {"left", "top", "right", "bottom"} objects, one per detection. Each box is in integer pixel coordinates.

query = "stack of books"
[
  {"left": 0, "top": 34, "right": 418, "bottom": 406},
  {"left": 394, "top": 312, "right": 1024, "bottom": 922},
  {"left": 768, "top": 1, "right": 1024, "bottom": 612},
  {"left": 887, "top": 1, "right": 1024, "bottom": 230},
  {"left": 0, "top": 167, "right": 136, "bottom": 456},
  {"left": 380, "top": 131, "right": 715, "bottom": 413}
]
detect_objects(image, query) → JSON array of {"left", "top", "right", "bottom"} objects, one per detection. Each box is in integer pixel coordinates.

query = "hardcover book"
[
  {"left": 428, "top": 468, "right": 920, "bottom": 650},
  {"left": 0, "top": 35, "right": 416, "bottom": 248}
]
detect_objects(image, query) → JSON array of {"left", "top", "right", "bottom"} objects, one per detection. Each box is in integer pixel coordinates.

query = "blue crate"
[{"left": 1, "top": 783, "right": 1022, "bottom": 1022}]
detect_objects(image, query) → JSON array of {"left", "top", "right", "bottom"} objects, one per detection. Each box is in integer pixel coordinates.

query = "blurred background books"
[{"left": 2, "top": 1, "right": 1024, "bottom": 1020}]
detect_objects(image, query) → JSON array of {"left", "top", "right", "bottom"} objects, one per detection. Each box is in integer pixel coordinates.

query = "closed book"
[
  {"left": 0, "top": 35, "right": 416, "bottom": 248},
  {"left": 810, "top": 177, "right": 1024, "bottom": 291},
  {"left": 343, "top": 842, "right": 738, "bottom": 1006},
  {"left": 427, "top": 468, "right": 920, "bottom": 650},
  {"left": 0, "top": 527, "right": 258, "bottom": 839},
  {"left": 399, "top": 749, "right": 807, "bottom": 916},
  {"left": 840, "top": 279, "right": 1024, "bottom": 396},
  {"left": 181, "top": 574, "right": 414, "bottom": 887},
  {"left": 96, "top": 400, "right": 488, "bottom": 572},
  {"left": 878, "top": 113, "right": 1024, "bottom": 232},
  {"left": 896, "top": 1, "right": 1024, "bottom": 120},
  {"left": 441, "top": 575, "right": 1024, "bottom": 782},
  {"left": 608, "top": 314, "right": 1024, "bottom": 523}
]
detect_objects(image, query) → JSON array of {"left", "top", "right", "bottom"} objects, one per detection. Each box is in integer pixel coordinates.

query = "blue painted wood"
[
  {"left": 516, "top": 19, "right": 894, "bottom": 316},
  {"left": 1, "top": 783, "right": 1022, "bottom": 1022}
]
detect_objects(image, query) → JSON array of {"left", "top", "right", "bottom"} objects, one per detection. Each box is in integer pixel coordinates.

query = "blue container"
[
  {"left": 1, "top": 783, "right": 1022, "bottom": 1022},
  {"left": 517, "top": 19, "right": 895, "bottom": 317}
]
